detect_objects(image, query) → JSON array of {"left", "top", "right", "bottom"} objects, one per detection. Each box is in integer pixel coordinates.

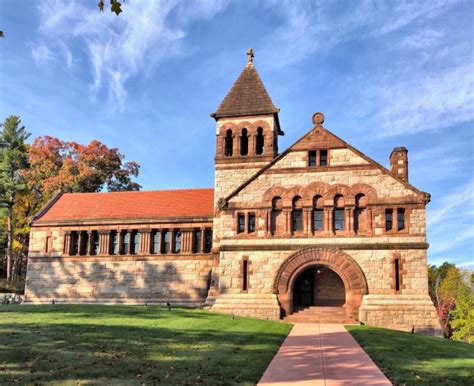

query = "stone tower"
[{"left": 211, "top": 49, "right": 283, "bottom": 208}]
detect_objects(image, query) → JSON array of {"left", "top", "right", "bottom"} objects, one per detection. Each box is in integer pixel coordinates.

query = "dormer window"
[
  {"left": 320, "top": 150, "right": 328, "bottom": 166},
  {"left": 308, "top": 151, "right": 317, "bottom": 167}
]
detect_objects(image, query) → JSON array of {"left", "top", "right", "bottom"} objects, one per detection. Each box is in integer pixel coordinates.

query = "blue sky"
[{"left": 0, "top": 0, "right": 473, "bottom": 267}]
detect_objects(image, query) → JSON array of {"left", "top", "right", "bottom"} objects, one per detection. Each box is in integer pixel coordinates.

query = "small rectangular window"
[
  {"left": 193, "top": 229, "right": 202, "bottom": 253},
  {"left": 242, "top": 259, "right": 248, "bottom": 291},
  {"left": 109, "top": 231, "right": 118, "bottom": 255},
  {"left": 45, "top": 236, "right": 52, "bottom": 253},
  {"left": 173, "top": 230, "right": 181, "bottom": 254},
  {"left": 385, "top": 209, "right": 393, "bottom": 231},
  {"left": 91, "top": 231, "right": 99, "bottom": 255},
  {"left": 397, "top": 209, "right": 405, "bottom": 231},
  {"left": 334, "top": 209, "right": 345, "bottom": 230},
  {"left": 130, "top": 230, "right": 140, "bottom": 255},
  {"left": 248, "top": 214, "right": 256, "bottom": 233},
  {"left": 313, "top": 209, "right": 323, "bottom": 231},
  {"left": 79, "top": 231, "right": 89, "bottom": 256},
  {"left": 319, "top": 150, "right": 328, "bottom": 166},
  {"left": 163, "top": 230, "right": 170, "bottom": 253},
  {"left": 121, "top": 231, "right": 130, "bottom": 254},
  {"left": 237, "top": 213, "right": 245, "bottom": 234},
  {"left": 308, "top": 150, "right": 317, "bottom": 167},
  {"left": 394, "top": 258, "right": 400, "bottom": 291},
  {"left": 70, "top": 231, "right": 79, "bottom": 256},
  {"left": 292, "top": 210, "right": 303, "bottom": 232},
  {"left": 204, "top": 229, "right": 212, "bottom": 253},
  {"left": 151, "top": 230, "right": 161, "bottom": 254}
]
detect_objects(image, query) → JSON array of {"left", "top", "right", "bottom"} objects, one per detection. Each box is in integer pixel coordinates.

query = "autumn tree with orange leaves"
[{"left": 1, "top": 125, "right": 140, "bottom": 285}]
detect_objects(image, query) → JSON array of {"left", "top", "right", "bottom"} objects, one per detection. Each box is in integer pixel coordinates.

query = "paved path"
[{"left": 258, "top": 323, "right": 391, "bottom": 386}]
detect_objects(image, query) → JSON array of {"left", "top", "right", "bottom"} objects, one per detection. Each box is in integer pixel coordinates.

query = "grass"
[
  {"left": 347, "top": 325, "right": 474, "bottom": 385},
  {"left": 0, "top": 305, "right": 291, "bottom": 385}
]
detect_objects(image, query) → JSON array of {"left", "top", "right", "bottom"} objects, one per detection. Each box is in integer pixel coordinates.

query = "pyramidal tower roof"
[{"left": 211, "top": 49, "right": 280, "bottom": 119}]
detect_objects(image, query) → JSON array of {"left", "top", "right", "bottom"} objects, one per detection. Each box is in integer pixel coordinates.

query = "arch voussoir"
[{"left": 274, "top": 248, "right": 367, "bottom": 318}]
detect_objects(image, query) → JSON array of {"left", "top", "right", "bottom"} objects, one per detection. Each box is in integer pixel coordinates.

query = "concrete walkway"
[{"left": 258, "top": 323, "right": 391, "bottom": 386}]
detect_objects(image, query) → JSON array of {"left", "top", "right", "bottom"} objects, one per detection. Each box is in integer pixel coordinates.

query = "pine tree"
[{"left": 0, "top": 116, "right": 30, "bottom": 280}]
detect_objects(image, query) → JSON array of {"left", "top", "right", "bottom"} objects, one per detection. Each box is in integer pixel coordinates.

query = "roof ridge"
[{"left": 61, "top": 187, "right": 214, "bottom": 196}]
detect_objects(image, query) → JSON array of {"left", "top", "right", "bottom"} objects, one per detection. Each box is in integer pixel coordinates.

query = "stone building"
[{"left": 25, "top": 51, "right": 440, "bottom": 333}]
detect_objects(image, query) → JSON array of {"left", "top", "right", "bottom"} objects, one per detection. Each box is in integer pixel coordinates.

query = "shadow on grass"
[{"left": 0, "top": 307, "right": 290, "bottom": 384}]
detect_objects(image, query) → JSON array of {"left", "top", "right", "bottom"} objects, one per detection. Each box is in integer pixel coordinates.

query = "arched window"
[
  {"left": 271, "top": 197, "right": 282, "bottom": 234},
  {"left": 292, "top": 196, "right": 303, "bottom": 232},
  {"left": 256, "top": 127, "right": 264, "bottom": 155},
  {"left": 354, "top": 194, "right": 367, "bottom": 234},
  {"left": 333, "top": 195, "right": 345, "bottom": 231},
  {"left": 240, "top": 128, "right": 248, "bottom": 156},
  {"left": 224, "top": 129, "right": 233, "bottom": 156},
  {"left": 312, "top": 195, "right": 324, "bottom": 232}
]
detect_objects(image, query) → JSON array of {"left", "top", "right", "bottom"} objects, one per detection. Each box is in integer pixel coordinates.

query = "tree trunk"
[{"left": 6, "top": 197, "right": 13, "bottom": 280}]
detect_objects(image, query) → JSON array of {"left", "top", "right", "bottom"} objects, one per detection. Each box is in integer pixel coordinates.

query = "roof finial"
[{"left": 247, "top": 48, "right": 254, "bottom": 64}]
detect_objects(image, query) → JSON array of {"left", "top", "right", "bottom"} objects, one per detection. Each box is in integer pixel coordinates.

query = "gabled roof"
[
  {"left": 221, "top": 120, "right": 429, "bottom": 204},
  {"left": 211, "top": 62, "right": 280, "bottom": 119},
  {"left": 32, "top": 188, "right": 214, "bottom": 224}
]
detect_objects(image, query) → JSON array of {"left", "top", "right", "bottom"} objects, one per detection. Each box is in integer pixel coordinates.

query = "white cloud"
[
  {"left": 31, "top": 43, "right": 54, "bottom": 62},
  {"left": 33, "top": 0, "right": 227, "bottom": 112},
  {"left": 427, "top": 178, "right": 474, "bottom": 259}
]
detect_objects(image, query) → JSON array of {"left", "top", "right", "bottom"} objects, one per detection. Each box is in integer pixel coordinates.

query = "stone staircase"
[
  {"left": 284, "top": 306, "right": 355, "bottom": 324},
  {"left": 209, "top": 293, "right": 280, "bottom": 320}
]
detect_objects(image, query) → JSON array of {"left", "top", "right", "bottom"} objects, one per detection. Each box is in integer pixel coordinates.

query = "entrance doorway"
[{"left": 292, "top": 266, "right": 346, "bottom": 308}]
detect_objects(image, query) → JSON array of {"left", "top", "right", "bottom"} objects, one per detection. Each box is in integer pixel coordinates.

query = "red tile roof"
[{"left": 34, "top": 188, "right": 214, "bottom": 223}]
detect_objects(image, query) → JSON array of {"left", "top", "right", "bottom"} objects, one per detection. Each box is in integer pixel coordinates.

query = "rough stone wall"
[
  {"left": 26, "top": 220, "right": 216, "bottom": 305},
  {"left": 25, "top": 255, "right": 214, "bottom": 305},
  {"left": 314, "top": 267, "right": 345, "bottom": 305}
]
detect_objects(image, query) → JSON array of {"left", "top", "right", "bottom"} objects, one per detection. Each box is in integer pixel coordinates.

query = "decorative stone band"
[
  {"left": 29, "top": 254, "right": 217, "bottom": 263},
  {"left": 219, "top": 242, "right": 429, "bottom": 252}
]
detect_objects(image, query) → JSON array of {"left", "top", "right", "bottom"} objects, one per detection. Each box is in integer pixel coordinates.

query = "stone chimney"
[{"left": 390, "top": 147, "right": 408, "bottom": 182}]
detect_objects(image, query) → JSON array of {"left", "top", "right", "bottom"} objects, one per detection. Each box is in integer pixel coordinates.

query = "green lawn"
[
  {"left": 347, "top": 325, "right": 474, "bottom": 385},
  {"left": 0, "top": 305, "right": 291, "bottom": 385}
]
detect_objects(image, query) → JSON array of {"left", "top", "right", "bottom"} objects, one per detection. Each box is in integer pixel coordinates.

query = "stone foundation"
[
  {"left": 25, "top": 256, "right": 214, "bottom": 306},
  {"left": 210, "top": 293, "right": 280, "bottom": 320},
  {"left": 359, "top": 294, "right": 442, "bottom": 335}
]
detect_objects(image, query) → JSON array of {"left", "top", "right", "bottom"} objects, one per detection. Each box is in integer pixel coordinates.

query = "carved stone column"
[
  {"left": 63, "top": 231, "right": 71, "bottom": 255},
  {"left": 139, "top": 229, "right": 151, "bottom": 255},
  {"left": 283, "top": 208, "right": 292, "bottom": 237},
  {"left": 346, "top": 206, "right": 355, "bottom": 236},
  {"left": 324, "top": 207, "right": 333, "bottom": 235},
  {"left": 303, "top": 208, "right": 312, "bottom": 236},
  {"left": 181, "top": 229, "right": 193, "bottom": 253},
  {"left": 99, "top": 231, "right": 110, "bottom": 255}
]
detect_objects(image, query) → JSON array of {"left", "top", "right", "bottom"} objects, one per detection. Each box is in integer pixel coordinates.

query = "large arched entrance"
[
  {"left": 274, "top": 248, "right": 367, "bottom": 319},
  {"left": 293, "top": 266, "right": 346, "bottom": 309}
]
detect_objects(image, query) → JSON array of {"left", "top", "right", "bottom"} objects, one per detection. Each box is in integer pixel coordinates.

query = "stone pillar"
[
  {"left": 283, "top": 208, "right": 292, "bottom": 237},
  {"left": 346, "top": 206, "right": 355, "bottom": 236},
  {"left": 98, "top": 231, "right": 110, "bottom": 255},
  {"left": 324, "top": 207, "right": 333, "bottom": 235},
  {"left": 181, "top": 229, "right": 193, "bottom": 253},
  {"left": 200, "top": 227, "right": 206, "bottom": 253},
  {"left": 87, "top": 231, "right": 94, "bottom": 255},
  {"left": 303, "top": 208, "right": 312, "bottom": 236},
  {"left": 139, "top": 230, "right": 151, "bottom": 255},
  {"left": 63, "top": 231, "right": 71, "bottom": 255}
]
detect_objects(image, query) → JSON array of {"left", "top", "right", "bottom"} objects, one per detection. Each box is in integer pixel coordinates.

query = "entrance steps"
[
  {"left": 284, "top": 306, "right": 355, "bottom": 324},
  {"left": 209, "top": 293, "right": 280, "bottom": 320}
]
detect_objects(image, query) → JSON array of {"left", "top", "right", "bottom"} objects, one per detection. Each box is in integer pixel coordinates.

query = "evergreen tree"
[{"left": 0, "top": 116, "right": 30, "bottom": 280}]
